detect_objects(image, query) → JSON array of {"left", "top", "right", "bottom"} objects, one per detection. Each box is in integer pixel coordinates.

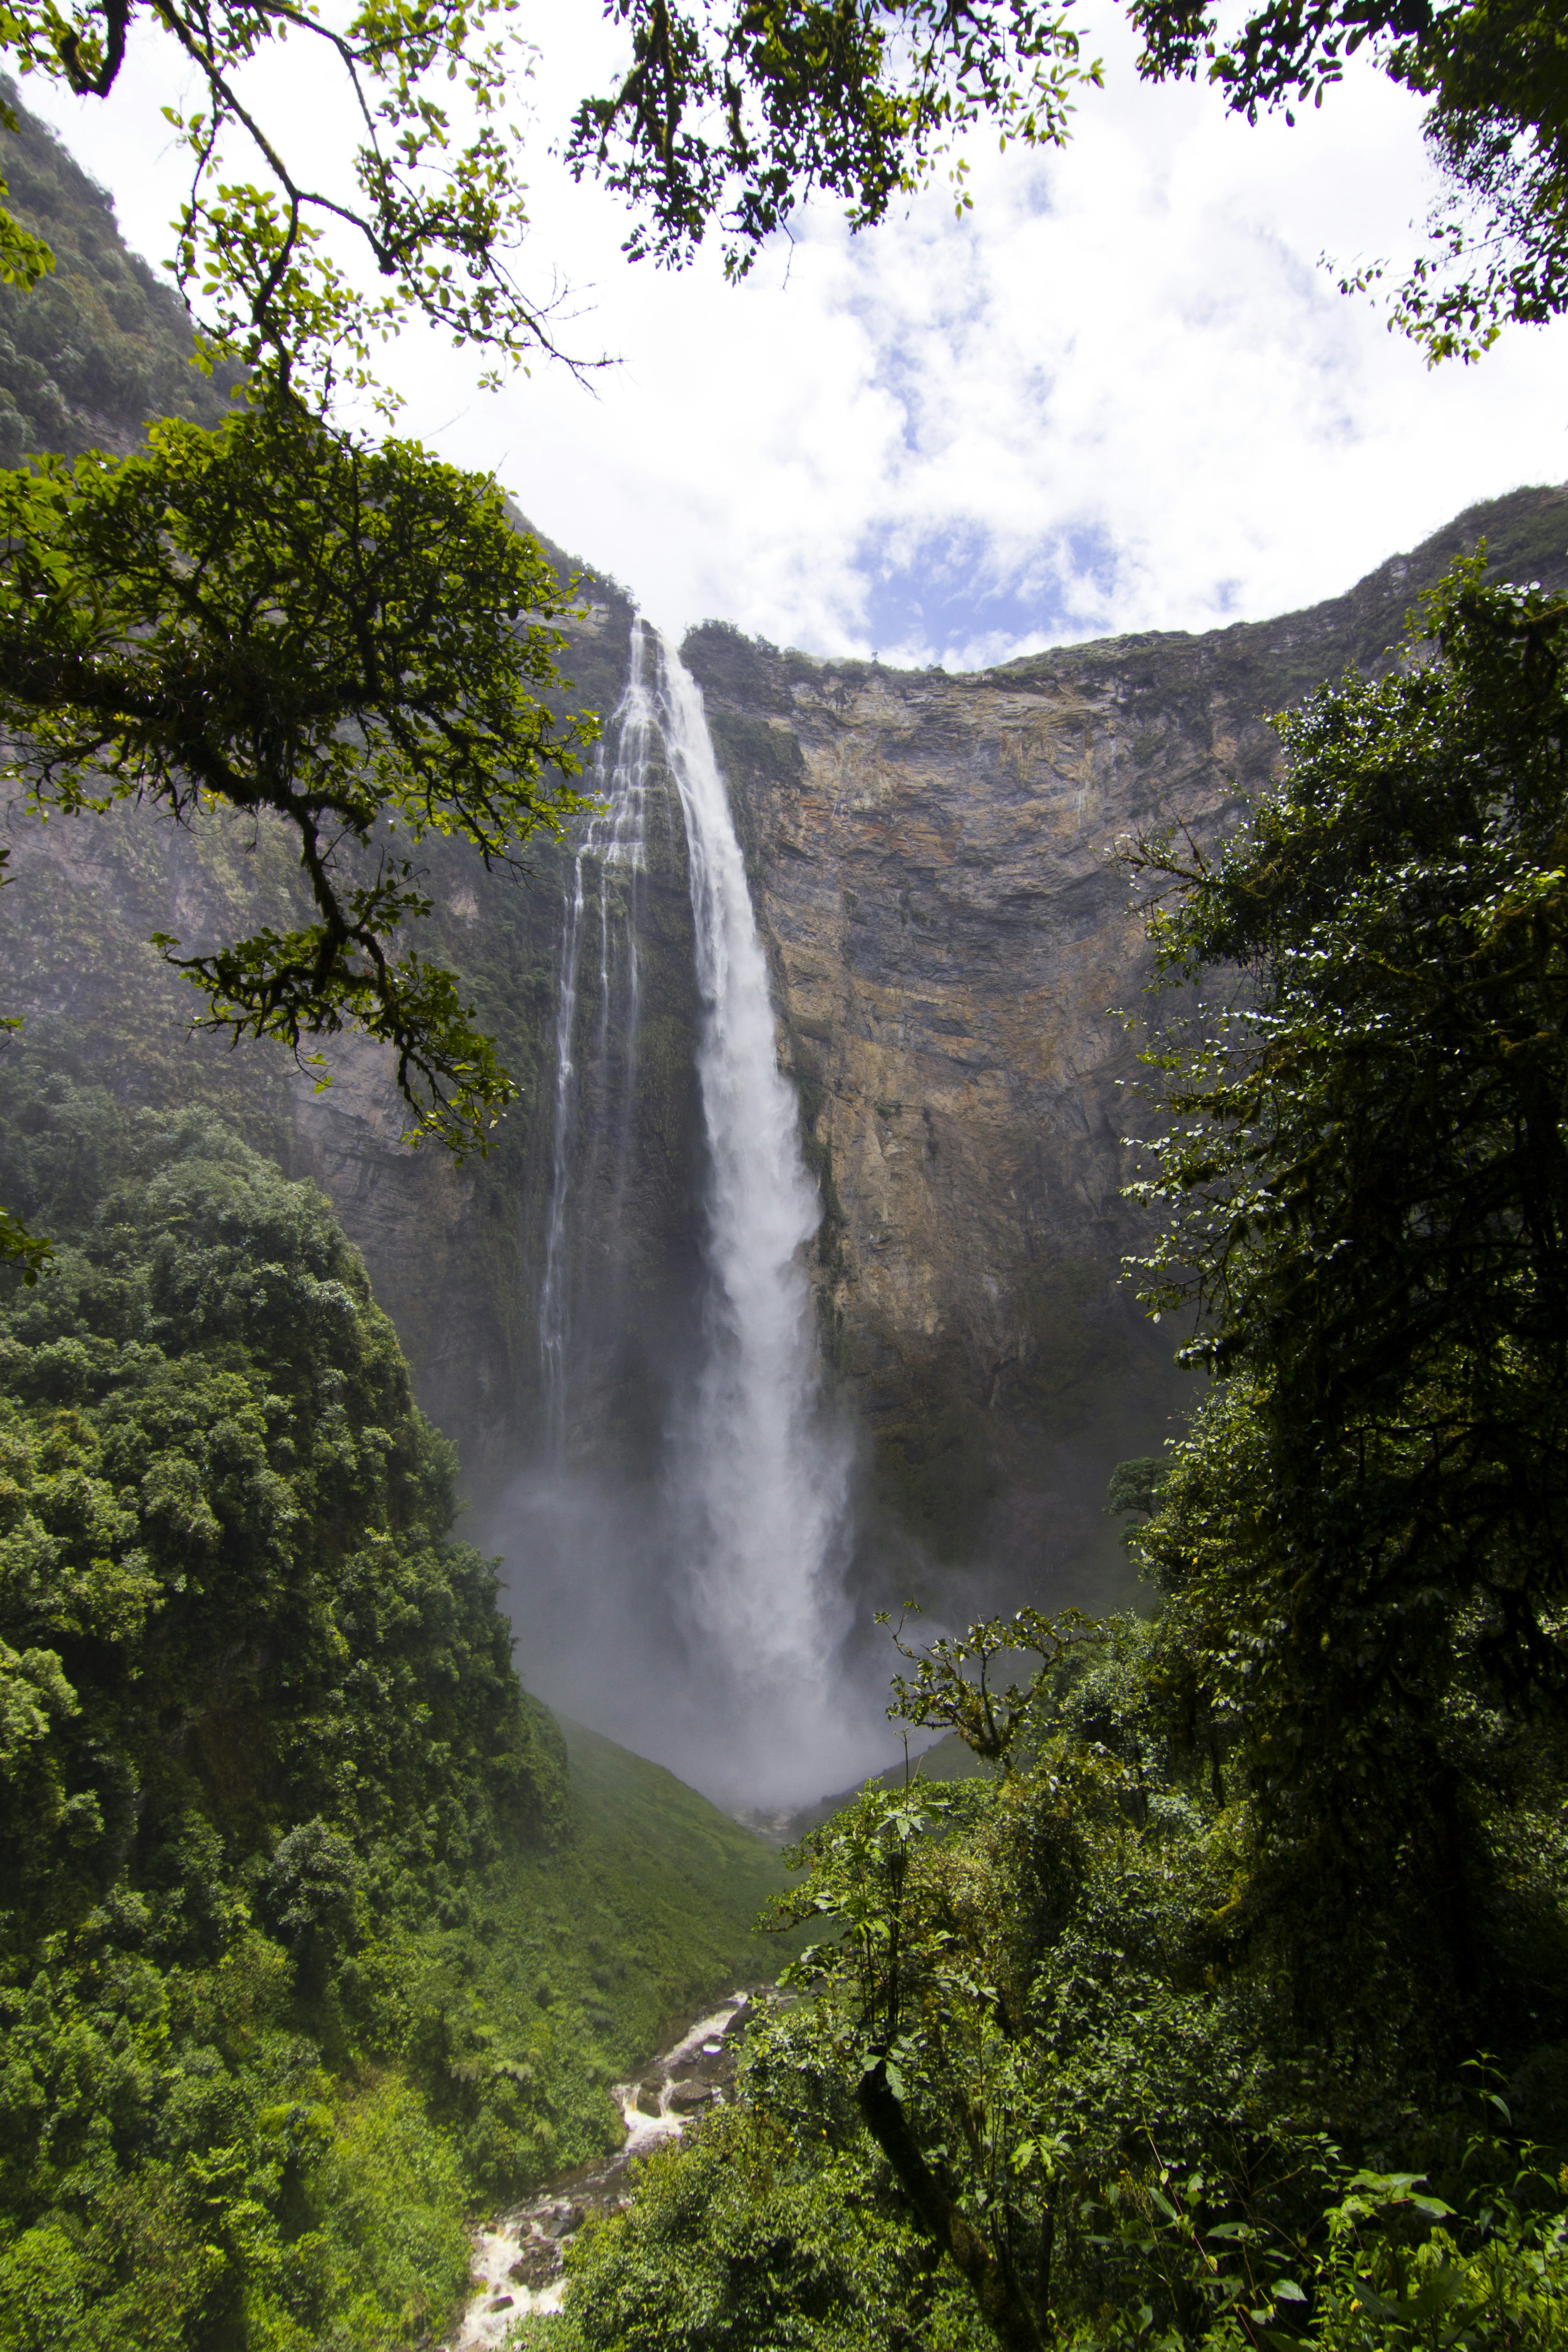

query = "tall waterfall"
[
  {"left": 538, "top": 624, "right": 655, "bottom": 1452},
  {"left": 655, "top": 644, "right": 852, "bottom": 1699},
  {"left": 509, "top": 623, "right": 865, "bottom": 1807}
]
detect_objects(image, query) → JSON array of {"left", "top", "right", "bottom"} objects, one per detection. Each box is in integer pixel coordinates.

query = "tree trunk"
[{"left": 857, "top": 2058, "right": 1046, "bottom": 2352}]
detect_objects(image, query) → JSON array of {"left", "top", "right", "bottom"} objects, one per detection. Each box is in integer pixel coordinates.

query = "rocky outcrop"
[{"left": 0, "top": 558, "right": 701, "bottom": 1505}]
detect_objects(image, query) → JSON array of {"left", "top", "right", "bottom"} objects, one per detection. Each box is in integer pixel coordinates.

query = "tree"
[
  {"left": 0, "top": 0, "right": 1102, "bottom": 392},
  {"left": 877, "top": 1604, "right": 1100, "bottom": 1768},
  {"left": 0, "top": 1, "right": 1099, "bottom": 1236},
  {"left": 1129, "top": 0, "right": 1568, "bottom": 361},
  {"left": 1122, "top": 553, "right": 1568, "bottom": 1986},
  {"left": 566, "top": 0, "right": 1099, "bottom": 278},
  {"left": 0, "top": 0, "right": 552, "bottom": 409},
  {"left": 0, "top": 391, "right": 596, "bottom": 1152}
]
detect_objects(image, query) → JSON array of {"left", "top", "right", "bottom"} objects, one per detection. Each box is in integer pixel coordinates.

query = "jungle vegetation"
[
  {"left": 0, "top": 1069, "right": 788, "bottom": 2350},
  {"left": 518, "top": 564, "right": 1568, "bottom": 2352}
]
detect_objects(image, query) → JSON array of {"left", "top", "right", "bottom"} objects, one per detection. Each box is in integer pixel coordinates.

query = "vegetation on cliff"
[
  {"left": 0, "top": 1075, "right": 787, "bottom": 2351},
  {"left": 0, "top": 80, "right": 238, "bottom": 467},
  {"left": 530, "top": 561, "right": 1568, "bottom": 2352},
  {"left": 0, "top": 63, "right": 603, "bottom": 1274}
]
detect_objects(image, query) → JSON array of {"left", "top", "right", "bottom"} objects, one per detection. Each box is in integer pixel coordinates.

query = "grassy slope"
[
  {"left": 328, "top": 1717, "right": 797, "bottom": 2207},
  {"left": 474, "top": 1723, "right": 795, "bottom": 2095},
  {"left": 563, "top": 1718, "right": 792, "bottom": 1991}
]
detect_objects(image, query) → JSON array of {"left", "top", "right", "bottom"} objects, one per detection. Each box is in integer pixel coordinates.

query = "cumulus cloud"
[{"left": 28, "top": 1, "right": 1568, "bottom": 664}]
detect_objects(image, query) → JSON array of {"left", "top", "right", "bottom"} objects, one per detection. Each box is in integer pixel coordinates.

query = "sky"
[{"left": 24, "top": 2, "right": 1568, "bottom": 668}]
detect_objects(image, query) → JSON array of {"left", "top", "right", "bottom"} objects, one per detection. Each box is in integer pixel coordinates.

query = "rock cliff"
[
  {"left": 7, "top": 483, "right": 1568, "bottom": 1609},
  {"left": 1, "top": 87, "right": 1564, "bottom": 1599},
  {"left": 683, "top": 484, "right": 1568, "bottom": 1588}
]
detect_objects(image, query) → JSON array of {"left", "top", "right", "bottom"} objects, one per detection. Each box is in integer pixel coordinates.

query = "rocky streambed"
[{"left": 448, "top": 1987, "right": 777, "bottom": 2348}]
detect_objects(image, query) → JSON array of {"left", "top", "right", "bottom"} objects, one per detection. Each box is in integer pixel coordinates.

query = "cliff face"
[
  {"left": 693, "top": 644, "right": 1189, "bottom": 1584},
  {"left": 2, "top": 77, "right": 1565, "bottom": 1597},
  {"left": 4, "top": 78, "right": 1568, "bottom": 1618},
  {"left": 0, "top": 577, "right": 716, "bottom": 1508},
  {"left": 685, "top": 484, "right": 1568, "bottom": 1583},
  {"left": 0, "top": 78, "right": 241, "bottom": 463}
]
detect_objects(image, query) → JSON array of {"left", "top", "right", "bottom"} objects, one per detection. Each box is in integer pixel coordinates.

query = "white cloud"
[{"left": 21, "top": 2, "right": 1568, "bottom": 664}]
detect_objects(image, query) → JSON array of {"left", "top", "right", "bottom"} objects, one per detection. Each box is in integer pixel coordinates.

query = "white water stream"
[
  {"left": 538, "top": 624, "right": 656, "bottom": 1450},
  {"left": 522, "top": 626, "right": 864, "bottom": 1802},
  {"left": 448, "top": 1990, "right": 760, "bottom": 2350}
]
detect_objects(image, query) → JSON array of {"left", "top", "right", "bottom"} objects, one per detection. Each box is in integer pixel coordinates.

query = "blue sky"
[
  {"left": 26, "top": 1, "right": 1568, "bottom": 666},
  {"left": 856, "top": 519, "right": 1128, "bottom": 658}
]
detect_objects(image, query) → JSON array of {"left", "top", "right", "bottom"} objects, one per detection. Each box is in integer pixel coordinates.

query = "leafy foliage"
[
  {"left": 555, "top": 1599, "right": 1568, "bottom": 2352},
  {"left": 556, "top": 2094, "right": 994, "bottom": 2352},
  {"left": 0, "top": 985, "right": 51, "bottom": 1284},
  {"left": 0, "top": 1075, "right": 792, "bottom": 2349},
  {"left": 0, "top": 0, "right": 559, "bottom": 408},
  {"left": 555, "top": 555, "right": 1568, "bottom": 2352},
  {"left": 1128, "top": 0, "right": 1568, "bottom": 360},
  {"left": 0, "top": 1080, "right": 559, "bottom": 2341},
  {"left": 1121, "top": 557, "right": 1568, "bottom": 1951},
  {"left": 879, "top": 1605, "right": 1102, "bottom": 1767},
  {"left": 0, "top": 388, "right": 597, "bottom": 1151},
  {"left": 566, "top": 0, "right": 1101, "bottom": 279},
  {"left": 0, "top": 1107, "right": 568, "bottom": 1945},
  {"left": 0, "top": 78, "right": 241, "bottom": 464}
]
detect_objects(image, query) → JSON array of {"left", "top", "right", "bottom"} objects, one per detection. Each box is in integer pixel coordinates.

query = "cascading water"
[
  {"left": 498, "top": 622, "right": 876, "bottom": 1808},
  {"left": 538, "top": 623, "right": 656, "bottom": 1452},
  {"left": 655, "top": 643, "right": 853, "bottom": 1705}
]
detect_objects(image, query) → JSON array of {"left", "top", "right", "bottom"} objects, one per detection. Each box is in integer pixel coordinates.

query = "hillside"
[{"left": 0, "top": 76, "right": 241, "bottom": 463}]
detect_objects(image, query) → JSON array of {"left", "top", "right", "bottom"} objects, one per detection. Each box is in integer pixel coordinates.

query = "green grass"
[
  {"left": 561, "top": 1717, "right": 796, "bottom": 1996},
  {"left": 450, "top": 1719, "right": 800, "bottom": 2149}
]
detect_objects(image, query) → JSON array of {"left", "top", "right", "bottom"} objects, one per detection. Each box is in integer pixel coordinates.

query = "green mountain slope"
[{"left": 0, "top": 76, "right": 241, "bottom": 463}]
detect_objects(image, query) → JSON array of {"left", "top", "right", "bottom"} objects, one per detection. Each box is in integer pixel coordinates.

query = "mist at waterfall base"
[{"left": 481, "top": 626, "right": 900, "bottom": 1813}]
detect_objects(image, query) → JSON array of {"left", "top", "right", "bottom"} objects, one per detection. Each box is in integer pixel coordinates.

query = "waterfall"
[
  {"left": 655, "top": 639, "right": 852, "bottom": 1698},
  {"left": 512, "top": 622, "right": 866, "bottom": 1807},
  {"left": 538, "top": 623, "right": 655, "bottom": 1452}
]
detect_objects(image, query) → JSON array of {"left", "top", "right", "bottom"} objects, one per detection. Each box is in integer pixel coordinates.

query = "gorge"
[
  {"left": 7, "top": 64, "right": 1568, "bottom": 2352},
  {"left": 7, "top": 419, "right": 1568, "bottom": 1804},
  {"left": 7, "top": 441, "right": 1568, "bottom": 1801},
  {"left": 8, "top": 89, "right": 1568, "bottom": 1816}
]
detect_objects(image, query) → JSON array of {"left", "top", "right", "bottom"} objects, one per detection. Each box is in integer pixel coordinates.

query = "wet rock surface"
[
  {"left": 680, "top": 488, "right": 1568, "bottom": 1579},
  {"left": 12, "top": 491, "right": 1568, "bottom": 1568}
]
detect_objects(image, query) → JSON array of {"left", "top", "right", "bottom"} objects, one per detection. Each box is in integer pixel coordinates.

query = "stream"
[{"left": 448, "top": 1987, "right": 776, "bottom": 2348}]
